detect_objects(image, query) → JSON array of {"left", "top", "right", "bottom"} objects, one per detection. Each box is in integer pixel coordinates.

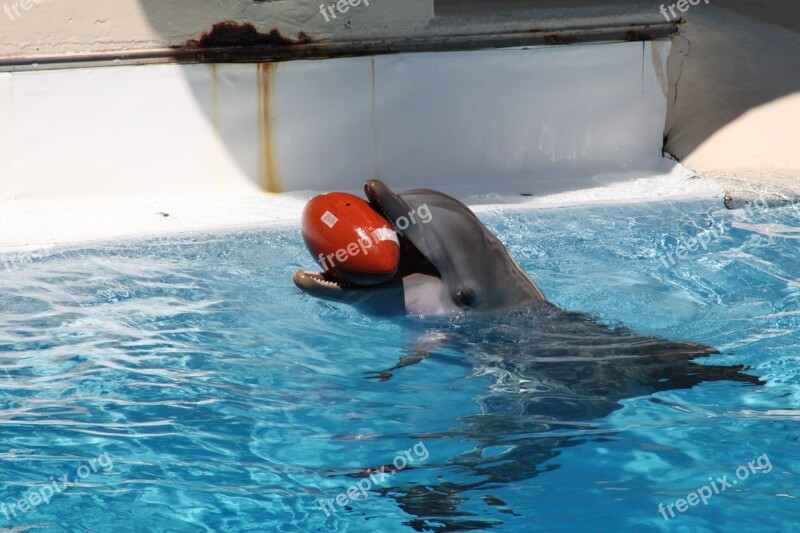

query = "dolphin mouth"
[
  {"left": 294, "top": 180, "right": 395, "bottom": 294},
  {"left": 295, "top": 181, "right": 439, "bottom": 298},
  {"left": 293, "top": 270, "right": 356, "bottom": 292}
]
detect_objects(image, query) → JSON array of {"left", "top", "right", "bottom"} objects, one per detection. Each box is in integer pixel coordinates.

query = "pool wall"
[
  {"left": 0, "top": 41, "right": 676, "bottom": 202},
  {"left": 1, "top": 1, "right": 798, "bottom": 250},
  {"left": 1, "top": 0, "right": 798, "bottom": 197}
]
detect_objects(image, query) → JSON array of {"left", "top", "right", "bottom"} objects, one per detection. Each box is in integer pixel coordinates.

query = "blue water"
[{"left": 0, "top": 199, "right": 798, "bottom": 532}]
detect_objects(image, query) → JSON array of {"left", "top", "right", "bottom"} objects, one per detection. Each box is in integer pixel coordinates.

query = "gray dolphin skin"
[
  {"left": 294, "top": 179, "right": 548, "bottom": 315},
  {"left": 293, "top": 180, "right": 764, "bottom": 530}
]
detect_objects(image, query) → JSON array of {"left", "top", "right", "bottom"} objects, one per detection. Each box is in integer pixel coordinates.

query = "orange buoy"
[{"left": 301, "top": 192, "right": 400, "bottom": 285}]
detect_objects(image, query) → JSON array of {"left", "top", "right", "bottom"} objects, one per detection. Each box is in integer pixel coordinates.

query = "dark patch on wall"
[
  {"left": 186, "top": 21, "right": 310, "bottom": 48},
  {"left": 544, "top": 33, "right": 578, "bottom": 45}
]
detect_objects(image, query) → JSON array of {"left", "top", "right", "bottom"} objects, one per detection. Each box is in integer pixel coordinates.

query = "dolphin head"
[
  {"left": 364, "top": 180, "right": 548, "bottom": 311},
  {"left": 294, "top": 180, "right": 548, "bottom": 314}
]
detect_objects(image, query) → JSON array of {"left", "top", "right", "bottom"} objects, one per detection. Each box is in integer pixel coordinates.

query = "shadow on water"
[{"left": 371, "top": 304, "right": 763, "bottom": 531}]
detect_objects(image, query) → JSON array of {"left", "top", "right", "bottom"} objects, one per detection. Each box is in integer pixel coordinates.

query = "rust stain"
[
  {"left": 651, "top": 40, "right": 668, "bottom": 96},
  {"left": 210, "top": 63, "right": 224, "bottom": 191},
  {"left": 257, "top": 63, "right": 280, "bottom": 193},
  {"left": 187, "top": 21, "right": 310, "bottom": 48}
]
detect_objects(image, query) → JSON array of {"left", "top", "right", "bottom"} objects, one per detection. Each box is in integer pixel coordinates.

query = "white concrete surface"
[
  {"left": 2, "top": 0, "right": 797, "bottom": 253},
  {"left": 4, "top": 64, "right": 262, "bottom": 201},
  {"left": 1, "top": 42, "right": 675, "bottom": 201},
  {"left": 0, "top": 40, "right": 698, "bottom": 251},
  {"left": 0, "top": 166, "right": 720, "bottom": 254},
  {"left": 0, "top": 0, "right": 435, "bottom": 60},
  {"left": 1, "top": 0, "right": 798, "bottom": 202}
]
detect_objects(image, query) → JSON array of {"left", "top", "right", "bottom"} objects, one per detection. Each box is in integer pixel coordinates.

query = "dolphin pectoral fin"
[
  {"left": 363, "top": 370, "right": 395, "bottom": 382},
  {"left": 363, "top": 330, "right": 447, "bottom": 380},
  {"left": 293, "top": 270, "right": 407, "bottom": 316},
  {"left": 364, "top": 349, "right": 431, "bottom": 381}
]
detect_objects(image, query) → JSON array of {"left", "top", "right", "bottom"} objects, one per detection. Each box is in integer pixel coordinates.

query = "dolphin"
[
  {"left": 293, "top": 181, "right": 764, "bottom": 529},
  {"left": 294, "top": 179, "right": 549, "bottom": 315}
]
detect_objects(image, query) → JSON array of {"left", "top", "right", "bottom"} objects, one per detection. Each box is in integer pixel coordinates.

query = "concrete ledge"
[
  {"left": 0, "top": 168, "right": 719, "bottom": 253},
  {"left": 663, "top": 4, "right": 800, "bottom": 197}
]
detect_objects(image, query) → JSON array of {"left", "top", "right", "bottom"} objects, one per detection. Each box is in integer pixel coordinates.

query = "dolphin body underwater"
[{"left": 294, "top": 180, "right": 763, "bottom": 530}]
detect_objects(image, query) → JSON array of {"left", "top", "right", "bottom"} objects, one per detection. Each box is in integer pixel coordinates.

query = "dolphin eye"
[{"left": 454, "top": 288, "right": 478, "bottom": 308}]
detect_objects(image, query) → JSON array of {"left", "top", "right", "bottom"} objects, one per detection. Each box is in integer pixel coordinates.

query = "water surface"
[{"left": 0, "top": 199, "right": 798, "bottom": 532}]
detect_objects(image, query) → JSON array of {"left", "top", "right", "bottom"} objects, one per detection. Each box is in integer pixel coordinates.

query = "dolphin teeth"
[{"left": 302, "top": 270, "right": 352, "bottom": 290}]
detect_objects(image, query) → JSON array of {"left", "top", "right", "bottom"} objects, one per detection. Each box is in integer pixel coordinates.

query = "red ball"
[{"left": 301, "top": 192, "right": 400, "bottom": 285}]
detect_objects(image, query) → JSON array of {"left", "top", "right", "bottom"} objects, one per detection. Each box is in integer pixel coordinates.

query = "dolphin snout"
[{"left": 364, "top": 179, "right": 390, "bottom": 211}]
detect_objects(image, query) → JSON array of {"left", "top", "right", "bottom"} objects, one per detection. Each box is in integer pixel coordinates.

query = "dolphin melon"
[{"left": 301, "top": 192, "right": 400, "bottom": 285}]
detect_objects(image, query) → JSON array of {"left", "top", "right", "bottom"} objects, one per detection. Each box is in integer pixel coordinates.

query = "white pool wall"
[
  {"left": 2, "top": 41, "right": 676, "bottom": 199},
  {"left": 1, "top": 39, "right": 720, "bottom": 251},
  {"left": 3, "top": 0, "right": 799, "bottom": 203}
]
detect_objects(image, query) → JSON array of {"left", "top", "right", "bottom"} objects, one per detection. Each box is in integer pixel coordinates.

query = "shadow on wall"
[
  {"left": 127, "top": 0, "right": 800, "bottom": 191},
  {"left": 664, "top": 1, "right": 800, "bottom": 166},
  {"left": 122, "top": 3, "right": 672, "bottom": 195},
  {"left": 133, "top": 1, "right": 323, "bottom": 194},
  {"left": 134, "top": 1, "right": 387, "bottom": 194}
]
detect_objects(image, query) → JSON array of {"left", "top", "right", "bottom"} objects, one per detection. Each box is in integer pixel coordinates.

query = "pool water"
[{"left": 0, "top": 199, "right": 798, "bottom": 532}]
